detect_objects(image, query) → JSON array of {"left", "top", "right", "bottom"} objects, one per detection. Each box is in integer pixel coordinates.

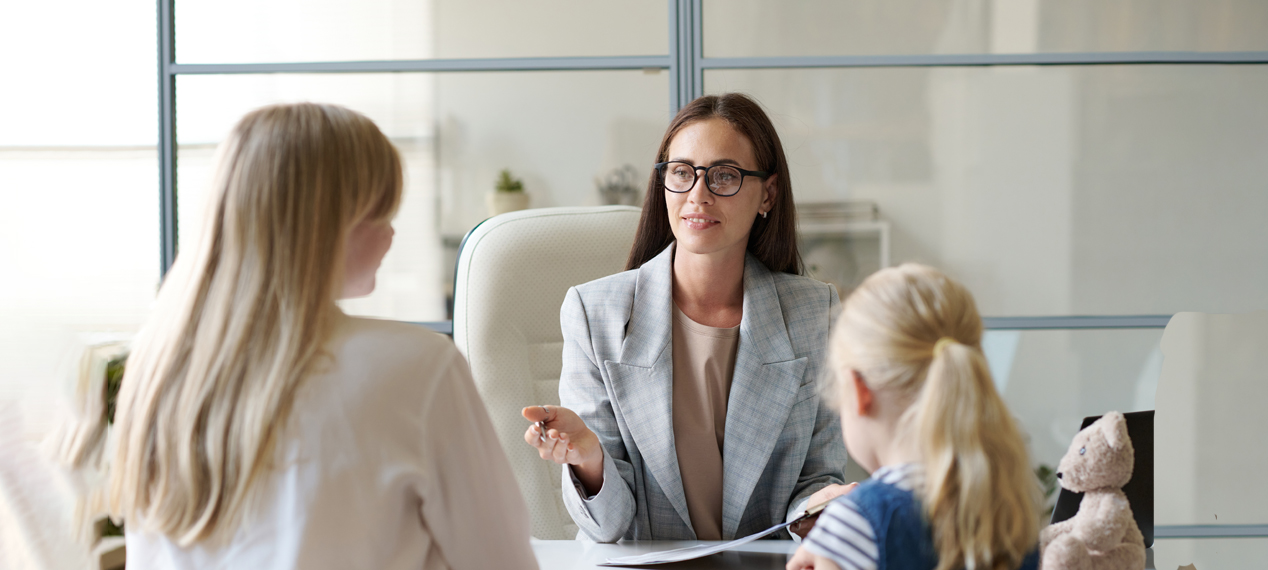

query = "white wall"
[
  {"left": 1154, "top": 312, "right": 1268, "bottom": 566},
  {"left": 434, "top": 71, "right": 668, "bottom": 237}
]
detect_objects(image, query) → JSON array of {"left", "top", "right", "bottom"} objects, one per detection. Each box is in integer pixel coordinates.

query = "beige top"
[
  {"left": 671, "top": 304, "right": 740, "bottom": 541},
  {"left": 124, "top": 314, "right": 537, "bottom": 570}
]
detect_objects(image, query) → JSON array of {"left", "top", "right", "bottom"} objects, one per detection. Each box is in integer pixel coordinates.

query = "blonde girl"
[
  {"left": 108, "top": 103, "right": 536, "bottom": 569},
  {"left": 788, "top": 264, "right": 1040, "bottom": 570}
]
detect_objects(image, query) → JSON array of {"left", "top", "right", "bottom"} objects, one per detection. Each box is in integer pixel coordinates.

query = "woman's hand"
[
  {"left": 786, "top": 546, "right": 841, "bottom": 570},
  {"left": 789, "top": 482, "right": 858, "bottom": 538},
  {"left": 522, "top": 405, "right": 604, "bottom": 494}
]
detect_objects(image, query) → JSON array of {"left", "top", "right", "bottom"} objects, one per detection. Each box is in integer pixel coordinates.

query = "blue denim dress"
[{"left": 840, "top": 477, "right": 1039, "bottom": 570}]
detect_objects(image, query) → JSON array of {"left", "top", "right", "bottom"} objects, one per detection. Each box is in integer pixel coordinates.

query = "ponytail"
[
  {"left": 916, "top": 340, "right": 1037, "bottom": 570},
  {"left": 828, "top": 264, "right": 1039, "bottom": 570}
]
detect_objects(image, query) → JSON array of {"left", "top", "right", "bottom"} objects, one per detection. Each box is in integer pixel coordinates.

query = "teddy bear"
[{"left": 1040, "top": 411, "right": 1146, "bottom": 570}]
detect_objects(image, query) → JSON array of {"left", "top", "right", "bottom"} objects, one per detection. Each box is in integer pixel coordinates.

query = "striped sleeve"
[{"left": 802, "top": 499, "right": 879, "bottom": 570}]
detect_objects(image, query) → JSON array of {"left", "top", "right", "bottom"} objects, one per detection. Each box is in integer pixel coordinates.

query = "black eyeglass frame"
[{"left": 653, "top": 161, "right": 771, "bottom": 197}]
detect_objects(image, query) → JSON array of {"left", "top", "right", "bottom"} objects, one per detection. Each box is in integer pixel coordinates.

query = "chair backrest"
[{"left": 453, "top": 205, "right": 642, "bottom": 539}]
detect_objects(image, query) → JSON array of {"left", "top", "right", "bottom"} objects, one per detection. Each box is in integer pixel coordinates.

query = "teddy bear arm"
[
  {"left": 1040, "top": 518, "right": 1075, "bottom": 547},
  {"left": 1075, "top": 496, "right": 1132, "bottom": 552}
]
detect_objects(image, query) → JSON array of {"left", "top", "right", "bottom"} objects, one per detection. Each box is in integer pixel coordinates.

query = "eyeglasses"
[{"left": 654, "top": 161, "right": 770, "bottom": 197}]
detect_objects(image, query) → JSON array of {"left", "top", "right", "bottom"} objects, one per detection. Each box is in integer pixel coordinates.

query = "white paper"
[{"left": 598, "top": 521, "right": 792, "bottom": 566}]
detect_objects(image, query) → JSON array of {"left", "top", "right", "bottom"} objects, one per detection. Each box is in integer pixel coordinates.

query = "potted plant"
[
  {"left": 486, "top": 169, "right": 530, "bottom": 216},
  {"left": 47, "top": 343, "right": 129, "bottom": 568},
  {"left": 595, "top": 164, "right": 642, "bottom": 206}
]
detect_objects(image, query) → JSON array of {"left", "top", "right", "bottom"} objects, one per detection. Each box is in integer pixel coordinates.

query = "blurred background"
[{"left": 1, "top": 0, "right": 1266, "bottom": 567}]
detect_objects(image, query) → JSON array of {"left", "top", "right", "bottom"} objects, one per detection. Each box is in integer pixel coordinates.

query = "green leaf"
[{"left": 105, "top": 355, "right": 127, "bottom": 426}]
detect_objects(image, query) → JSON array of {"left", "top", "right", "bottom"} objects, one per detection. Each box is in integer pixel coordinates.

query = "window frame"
[
  {"left": 157, "top": 0, "right": 1268, "bottom": 319},
  {"left": 156, "top": 0, "right": 1268, "bottom": 538}
]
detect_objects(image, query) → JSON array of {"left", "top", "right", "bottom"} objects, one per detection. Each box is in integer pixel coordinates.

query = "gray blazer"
[{"left": 558, "top": 243, "right": 848, "bottom": 542}]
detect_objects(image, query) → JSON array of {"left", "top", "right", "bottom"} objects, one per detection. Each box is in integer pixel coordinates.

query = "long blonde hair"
[
  {"left": 827, "top": 264, "right": 1038, "bottom": 570},
  {"left": 108, "top": 103, "right": 402, "bottom": 545}
]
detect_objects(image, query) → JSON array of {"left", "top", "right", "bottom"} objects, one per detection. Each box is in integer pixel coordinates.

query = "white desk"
[
  {"left": 532, "top": 539, "right": 798, "bottom": 569},
  {"left": 532, "top": 540, "right": 1171, "bottom": 569}
]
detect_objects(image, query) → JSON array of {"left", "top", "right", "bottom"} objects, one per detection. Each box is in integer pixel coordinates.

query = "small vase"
[{"left": 486, "top": 191, "right": 530, "bottom": 217}]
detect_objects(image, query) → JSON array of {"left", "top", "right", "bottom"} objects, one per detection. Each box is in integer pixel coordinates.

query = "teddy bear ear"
[{"left": 1101, "top": 412, "right": 1129, "bottom": 450}]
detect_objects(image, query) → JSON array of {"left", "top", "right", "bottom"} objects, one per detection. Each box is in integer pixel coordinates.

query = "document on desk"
[
  {"left": 598, "top": 500, "right": 830, "bottom": 566},
  {"left": 597, "top": 520, "right": 791, "bottom": 566}
]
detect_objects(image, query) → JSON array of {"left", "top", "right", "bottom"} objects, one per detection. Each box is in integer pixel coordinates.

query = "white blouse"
[{"left": 126, "top": 313, "right": 538, "bottom": 570}]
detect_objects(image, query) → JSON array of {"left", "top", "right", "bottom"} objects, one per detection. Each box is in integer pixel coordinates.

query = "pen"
[
  {"left": 536, "top": 405, "right": 549, "bottom": 443},
  {"left": 801, "top": 499, "right": 831, "bottom": 520},
  {"left": 788, "top": 498, "right": 833, "bottom": 538}
]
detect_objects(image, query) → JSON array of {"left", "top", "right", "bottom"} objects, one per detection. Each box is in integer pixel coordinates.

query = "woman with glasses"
[{"left": 523, "top": 93, "right": 852, "bottom": 542}]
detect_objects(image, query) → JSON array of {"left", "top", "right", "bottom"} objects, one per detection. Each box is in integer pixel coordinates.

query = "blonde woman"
[
  {"left": 788, "top": 264, "right": 1040, "bottom": 570},
  {"left": 108, "top": 103, "right": 536, "bottom": 570}
]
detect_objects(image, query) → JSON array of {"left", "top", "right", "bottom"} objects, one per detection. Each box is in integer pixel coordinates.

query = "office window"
[
  {"left": 983, "top": 329, "right": 1163, "bottom": 469},
  {"left": 706, "top": 65, "right": 1268, "bottom": 316},
  {"left": 704, "top": 0, "right": 1268, "bottom": 57},
  {"left": 0, "top": 2, "right": 159, "bottom": 412},
  {"left": 175, "top": 71, "right": 667, "bottom": 321},
  {"left": 175, "top": 0, "right": 668, "bottom": 63}
]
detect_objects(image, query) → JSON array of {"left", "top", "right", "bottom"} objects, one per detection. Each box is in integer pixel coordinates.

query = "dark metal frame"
[
  {"left": 1155, "top": 524, "right": 1268, "bottom": 539},
  {"left": 669, "top": 0, "right": 704, "bottom": 110},
  {"left": 157, "top": 0, "right": 177, "bottom": 273},
  {"left": 655, "top": 161, "right": 769, "bottom": 196},
  {"left": 982, "top": 315, "right": 1171, "bottom": 330},
  {"left": 702, "top": 51, "right": 1268, "bottom": 70},
  {"left": 156, "top": 0, "right": 1268, "bottom": 335},
  {"left": 171, "top": 56, "right": 671, "bottom": 75}
]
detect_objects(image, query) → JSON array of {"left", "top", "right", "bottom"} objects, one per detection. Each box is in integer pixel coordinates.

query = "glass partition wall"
[
  {"left": 161, "top": 0, "right": 674, "bottom": 326},
  {"left": 153, "top": 0, "right": 1267, "bottom": 563}
]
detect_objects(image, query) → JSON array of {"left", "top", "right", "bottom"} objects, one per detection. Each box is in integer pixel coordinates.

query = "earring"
[{"left": 761, "top": 211, "right": 768, "bottom": 219}]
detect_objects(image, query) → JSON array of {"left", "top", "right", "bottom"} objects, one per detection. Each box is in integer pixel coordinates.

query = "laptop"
[{"left": 1049, "top": 410, "right": 1154, "bottom": 547}]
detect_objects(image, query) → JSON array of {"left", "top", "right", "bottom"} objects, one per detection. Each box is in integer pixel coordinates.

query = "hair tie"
[{"left": 933, "top": 337, "right": 957, "bottom": 358}]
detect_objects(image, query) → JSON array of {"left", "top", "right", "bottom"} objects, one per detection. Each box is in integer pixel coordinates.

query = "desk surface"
[
  {"left": 532, "top": 539, "right": 798, "bottom": 570},
  {"left": 532, "top": 540, "right": 1178, "bottom": 570}
]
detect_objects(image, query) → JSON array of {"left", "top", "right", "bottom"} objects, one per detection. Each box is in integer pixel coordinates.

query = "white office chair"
[{"left": 453, "top": 205, "right": 642, "bottom": 539}]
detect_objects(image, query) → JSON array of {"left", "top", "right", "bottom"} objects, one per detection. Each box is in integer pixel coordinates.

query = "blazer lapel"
[
  {"left": 606, "top": 244, "right": 693, "bottom": 532},
  {"left": 721, "top": 254, "right": 807, "bottom": 539}
]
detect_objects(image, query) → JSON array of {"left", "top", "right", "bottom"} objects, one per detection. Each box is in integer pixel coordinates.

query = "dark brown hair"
[{"left": 624, "top": 93, "right": 802, "bottom": 274}]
